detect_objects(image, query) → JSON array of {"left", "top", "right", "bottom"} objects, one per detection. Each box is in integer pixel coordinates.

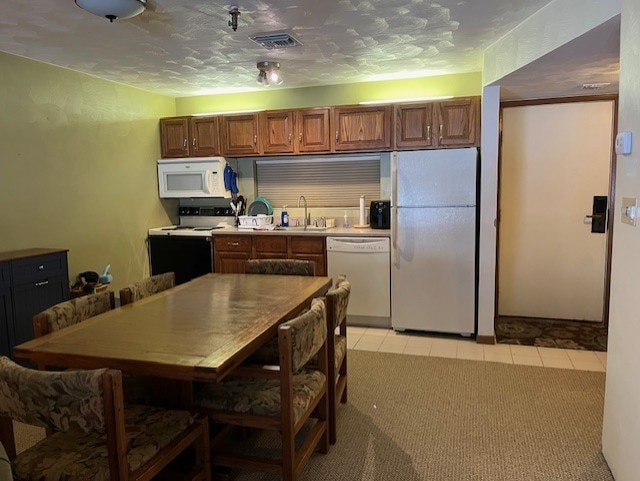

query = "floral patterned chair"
[
  {"left": 0, "top": 356, "right": 210, "bottom": 481},
  {"left": 0, "top": 439, "right": 12, "bottom": 481},
  {"left": 33, "top": 290, "right": 115, "bottom": 337},
  {"left": 325, "top": 275, "right": 351, "bottom": 445},
  {"left": 119, "top": 272, "right": 175, "bottom": 306},
  {"left": 245, "top": 259, "right": 315, "bottom": 276},
  {"left": 193, "top": 298, "right": 329, "bottom": 481}
]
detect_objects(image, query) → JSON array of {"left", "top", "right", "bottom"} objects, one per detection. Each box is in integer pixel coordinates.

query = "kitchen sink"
[{"left": 276, "top": 226, "right": 334, "bottom": 232}]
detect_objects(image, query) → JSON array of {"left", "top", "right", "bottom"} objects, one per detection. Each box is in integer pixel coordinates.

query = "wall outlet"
[{"left": 615, "top": 132, "right": 633, "bottom": 155}]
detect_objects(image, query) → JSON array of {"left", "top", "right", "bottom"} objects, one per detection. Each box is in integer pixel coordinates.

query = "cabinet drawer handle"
[
  {"left": 35, "top": 280, "right": 49, "bottom": 287},
  {"left": 38, "top": 264, "right": 44, "bottom": 270},
  {"left": 230, "top": 242, "right": 240, "bottom": 247}
]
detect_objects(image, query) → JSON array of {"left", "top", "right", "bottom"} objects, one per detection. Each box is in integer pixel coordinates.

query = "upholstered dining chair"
[
  {"left": 33, "top": 290, "right": 115, "bottom": 338},
  {"left": 119, "top": 272, "right": 175, "bottom": 306},
  {"left": 193, "top": 298, "right": 329, "bottom": 481},
  {"left": 245, "top": 259, "right": 315, "bottom": 276},
  {"left": 0, "top": 356, "right": 210, "bottom": 481},
  {"left": 0, "top": 439, "right": 12, "bottom": 481},
  {"left": 325, "top": 275, "right": 351, "bottom": 445}
]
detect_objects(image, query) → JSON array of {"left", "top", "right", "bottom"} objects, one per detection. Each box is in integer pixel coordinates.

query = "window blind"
[{"left": 256, "top": 155, "right": 381, "bottom": 207}]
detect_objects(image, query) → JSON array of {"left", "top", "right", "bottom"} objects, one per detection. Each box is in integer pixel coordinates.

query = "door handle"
[{"left": 589, "top": 196, "right": 607, "bottom": 233}]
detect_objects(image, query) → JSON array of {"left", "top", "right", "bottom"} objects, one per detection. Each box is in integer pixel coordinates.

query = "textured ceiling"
[{"left": 0, "top": 0, "right": 562, "bottom": 97}]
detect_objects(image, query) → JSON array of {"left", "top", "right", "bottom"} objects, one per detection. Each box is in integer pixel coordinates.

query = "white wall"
[
  {"left": 478, "top": 86, "right": 500, "bottom": 338},
  {"left": 602, "top": 1, "right": 640, "bottom": 478}
]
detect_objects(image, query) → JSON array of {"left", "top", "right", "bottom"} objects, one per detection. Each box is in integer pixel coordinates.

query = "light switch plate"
[
  {"left": 615, "top": 132, "right": 633, "bottom": 155},
  {"left": 621, "top": 197, "right": 637, "bottom": 226}
]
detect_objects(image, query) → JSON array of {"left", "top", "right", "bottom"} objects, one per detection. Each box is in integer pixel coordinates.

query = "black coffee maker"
[{"left": 370, "top": 200, "right": 391, "bottom": 229}]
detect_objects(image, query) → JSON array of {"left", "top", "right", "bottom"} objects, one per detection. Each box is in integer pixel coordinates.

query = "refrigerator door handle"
[
  {"left": 391, "top": 151, "right": 398, "bottom": 209},
  {"left": 392, "top": 207, "right": 399, "bottom": 268}
]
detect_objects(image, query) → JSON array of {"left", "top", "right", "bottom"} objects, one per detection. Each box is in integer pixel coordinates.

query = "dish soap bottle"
[{"left": 281, "top": 206, "right": 289, "bottom": 227}]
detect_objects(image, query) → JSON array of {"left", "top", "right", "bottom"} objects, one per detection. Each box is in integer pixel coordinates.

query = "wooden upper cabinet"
[
  {"left": 434, "top": 97, "right": 480, "bottom": 147},
  {"left": 296, "top": 108, "right": 331, "bottom": 153},
  {"left": 221, "top": 114, "right": 260, "bottom": 156},
  {"left": 160, "top": 116, "right": 220, "bottom": 158},
  {"left": 260, "top": 111, "right": 295, "bottom": 154},
  {"left": 395, "top": 103, "right": 435, "bottom": 149},
  {"left": 160, "top": 117, "right": 190, "bottom": 158},
  {"left": 189, "top": 116, "right": 220, "bottom": 156},
  {"left": 333, "top": 105, "right": 392, "bottom": 151}
]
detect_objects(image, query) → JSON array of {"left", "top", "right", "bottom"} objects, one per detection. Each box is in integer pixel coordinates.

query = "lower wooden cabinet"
[
  {"left": 214, "top": 235, "right": 326, "bottom": 275},
  {"left": 0, "top": 249, "right": 69, "bottom": 359}
]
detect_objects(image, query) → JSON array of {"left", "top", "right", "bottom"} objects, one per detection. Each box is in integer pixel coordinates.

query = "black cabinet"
[{"left": 0, "top": 249, "right": 69, "bottom": 359}]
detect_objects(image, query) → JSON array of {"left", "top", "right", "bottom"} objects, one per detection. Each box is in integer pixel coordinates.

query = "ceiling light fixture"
[
  {"left": 228, "top": 6, "right": 241, "bottom": 32},
  {"left": 256, "top": 61, "right": 283, "bottom": 87},
  {"left": 75, "top": 0, "right": 146, "bottom": 22}
]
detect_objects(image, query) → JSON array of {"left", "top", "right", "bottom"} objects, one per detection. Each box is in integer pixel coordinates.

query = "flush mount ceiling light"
[
  {"left": 75, "top": 0, "right": 146, "bottom": 22},
  {"left": 256, "top": 61, "right": 283, "bottom": 87}
]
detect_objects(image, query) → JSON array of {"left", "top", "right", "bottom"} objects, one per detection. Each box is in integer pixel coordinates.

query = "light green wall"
[
  {"left": 0, "top": 51, "right": 176, "bottom": 292},
  {"left": 176, "top": 72, "right": 482, "bottom": 115}
]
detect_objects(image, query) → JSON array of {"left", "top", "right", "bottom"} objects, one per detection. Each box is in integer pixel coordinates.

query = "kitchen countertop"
[{"left": 212, "top": 226, "right": 391, "bottom": 237}]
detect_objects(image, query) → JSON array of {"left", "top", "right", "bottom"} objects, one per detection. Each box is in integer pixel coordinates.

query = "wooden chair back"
[
  {"left": 0, "top": 356, "right": 210, "bottom": 481},
  {"left": 119, "top": 272, "right": 175, "bottom": 306},
  {"left": 33, "top": 290, "right": 115, "bottom": 338},
  {"left": 246, "top": 259, "right": 315, "bottom": 276}
]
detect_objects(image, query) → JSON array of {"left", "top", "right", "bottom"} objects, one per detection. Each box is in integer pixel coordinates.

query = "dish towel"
[{"left": 224, "top": 164, "right": 239, "bottom": 194}]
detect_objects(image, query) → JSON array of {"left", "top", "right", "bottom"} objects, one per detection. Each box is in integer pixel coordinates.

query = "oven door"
[{"left": 149, "top": 236, "right": 213, "bottom": 285}]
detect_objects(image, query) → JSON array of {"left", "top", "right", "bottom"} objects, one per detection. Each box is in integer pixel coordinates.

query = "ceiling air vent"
[{"left": 249, "top": 32, "right": 302, "bottom": 50}]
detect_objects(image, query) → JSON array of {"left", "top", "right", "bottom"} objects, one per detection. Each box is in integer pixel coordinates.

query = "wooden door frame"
[{"left": 495, "top": 94, "right": 618, "bottom": 329}]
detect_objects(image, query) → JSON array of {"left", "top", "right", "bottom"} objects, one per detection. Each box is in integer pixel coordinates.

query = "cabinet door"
[
  {"left": 0, "top": 286, "right": 12, "bottom": 358},
  {"left": 12, "top": 275, "right": 68, "bottom": 348},
  {"left": 160, "top": 117, "right": 190, "bottom": 158},
  {"left": 435, "top": 97, "right": 480, "bottom": 147},
  {"left": 296, "top": 108, "right": 331, "bottom": 153},
  {"left": 289, "top": 237, "right": 326, "bottom": 276},
  {"left": 221, "top": 114, "right": 260, "bottom": 156},
  {"left": 214, "top": 252, "right": 251, "bottom": 273},
  {"left": 189, "top": 116, "right": 220, "bottom": 156},
  {"left": 333, "top": 105, "right": 392, "bottom": 151},
  {"left": 260, "top": 111, "right": 294, "bottom": 154},
  {"left": 395, "top": 103, "right": 434, "bottom": 149}
]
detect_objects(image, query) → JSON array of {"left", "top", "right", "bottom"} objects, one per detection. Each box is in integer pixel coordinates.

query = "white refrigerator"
[{"left": 391, "top": 148, "right": 477, "bottom": 335}]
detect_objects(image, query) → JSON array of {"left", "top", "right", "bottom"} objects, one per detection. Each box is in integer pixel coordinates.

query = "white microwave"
[{"left": 157, "top": 157, "right": 231, "bottom": 198}]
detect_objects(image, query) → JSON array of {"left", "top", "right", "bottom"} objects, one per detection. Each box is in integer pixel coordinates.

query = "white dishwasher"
[{"left": 326, "top": 237, "right": 391, "bottom": 327}]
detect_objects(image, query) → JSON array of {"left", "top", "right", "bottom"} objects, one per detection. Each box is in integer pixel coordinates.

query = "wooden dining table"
[{"left": 13, "top": 273, "right": 332, "bottom": 383}]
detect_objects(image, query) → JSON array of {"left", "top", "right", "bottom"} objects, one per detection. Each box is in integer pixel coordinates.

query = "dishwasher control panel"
[{"left": 326, "top": 237, "right": 390, "bottom": 253}]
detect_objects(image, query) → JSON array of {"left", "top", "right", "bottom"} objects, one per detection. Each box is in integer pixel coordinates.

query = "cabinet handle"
[
  {"left": 298, "top": 132, "right": 303, "bottom": 142},
  {"left": 335, "top": 131, "right": 339, "bottom": 141},
  {"left": 230, "top": 242, "right": 240, "bottom": 247},
  {"left": 192, "top": 138, "right": 197, "bottom": 148},
  {"left": 427, "top": 125, "right": 431, "bottom": 141},
  {"left": 38, "top": 264, "right": 44, "bottom": 270},
  {"left": 439, "top": 124, "right": 443, "bottom": 143},
  {"left": 35, "top": 280, "right": 49, "bottom": 287},
  {"left": 253, "top": 135, "right": 257, "bottom": 145},
  {"left": 288, "top": 133, "right": 292, "bottom": 145},
  {"left": 183, "top": 139, "right": 187, "bottom": 149}
]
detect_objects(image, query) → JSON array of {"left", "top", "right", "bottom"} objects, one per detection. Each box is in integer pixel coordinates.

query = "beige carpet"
[{"left": 13, "top": 350, "right": 613, "bottom": 480}]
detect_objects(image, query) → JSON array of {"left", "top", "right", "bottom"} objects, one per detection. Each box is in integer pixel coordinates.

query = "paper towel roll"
[{"left": 359, "top": 195, "right": 366, "bottom": 225}]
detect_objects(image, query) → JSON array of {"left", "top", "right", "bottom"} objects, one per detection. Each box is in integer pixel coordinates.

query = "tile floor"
[{"left": 348, "top": 327, "right": 607, "bottom": 372}]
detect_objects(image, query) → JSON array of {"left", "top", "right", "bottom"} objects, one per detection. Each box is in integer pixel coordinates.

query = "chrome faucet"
[{"left": 297, "top": 195, "right": 308, "bottom": 230}]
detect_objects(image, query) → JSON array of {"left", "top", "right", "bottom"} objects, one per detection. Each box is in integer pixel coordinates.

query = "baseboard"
[{"left": 476, "top": 335, "right": 496, "bottom": 345}]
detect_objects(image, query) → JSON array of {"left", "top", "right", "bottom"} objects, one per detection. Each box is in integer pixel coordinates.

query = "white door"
[{"left": 498, "top": 101, "right": 614, "bottom": 322}]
